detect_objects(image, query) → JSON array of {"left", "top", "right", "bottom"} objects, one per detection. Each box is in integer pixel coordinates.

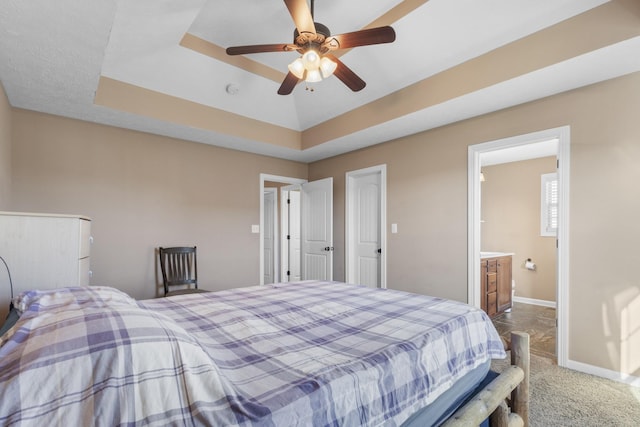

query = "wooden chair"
[{"left": 158, "top": 246, "right": 208, "bottom": 297}]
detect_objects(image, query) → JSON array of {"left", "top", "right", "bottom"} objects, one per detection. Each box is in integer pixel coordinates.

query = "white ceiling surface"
[
  {"left": 2, "top": 0, "right": 639, "bottom": 162},
  {"left": 481, "top": 139, "right": 559, "bottom": 167}
]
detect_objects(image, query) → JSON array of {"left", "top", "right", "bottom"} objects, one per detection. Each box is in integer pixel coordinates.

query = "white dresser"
[{"left": 0, "top": 212, "right": 91, "bottom": 320}]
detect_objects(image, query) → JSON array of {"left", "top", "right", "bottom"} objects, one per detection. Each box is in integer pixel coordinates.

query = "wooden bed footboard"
[{"left": 441, "top": 331, "right": 530, "bottom": 427}]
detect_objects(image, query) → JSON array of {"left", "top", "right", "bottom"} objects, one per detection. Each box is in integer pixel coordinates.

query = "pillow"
[{"left": 13, "top": 286, "right": 138, "bottom": 316}]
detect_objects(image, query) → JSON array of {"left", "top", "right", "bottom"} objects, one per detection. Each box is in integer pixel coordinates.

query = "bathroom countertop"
[{"left": 480, "top": 251, "right": 515, "bottom": 259}]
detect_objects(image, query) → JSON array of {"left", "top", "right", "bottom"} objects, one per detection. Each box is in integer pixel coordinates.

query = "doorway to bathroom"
[{"left": 468, "top": 126, "right": 570, "bottom": 367}]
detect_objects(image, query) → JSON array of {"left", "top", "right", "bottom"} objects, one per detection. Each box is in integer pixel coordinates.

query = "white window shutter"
[{"left": 541, "top": 172, "right": 558, "bottom": 236}]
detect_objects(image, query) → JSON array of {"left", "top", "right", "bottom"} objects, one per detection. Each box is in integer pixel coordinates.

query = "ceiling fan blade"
[
  {"left": 277, "top": 72, "right": 300, "bottom": 95},
  {"left": 284, "top": 0, "right": 316, "bottom": 36},
  {"left": 226, "top": 44, "right": 297, "bottom": 55},
  {"left": 324, "top": 26, "right": 396, "bottom": 50},
  {"left": 325, "top": 54, "right": 366, "bottom": 92}
]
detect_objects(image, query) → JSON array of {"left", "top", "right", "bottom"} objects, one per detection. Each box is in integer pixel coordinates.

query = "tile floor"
[{"left": 491, "top": 302, "right": 557, "bottom": 360}]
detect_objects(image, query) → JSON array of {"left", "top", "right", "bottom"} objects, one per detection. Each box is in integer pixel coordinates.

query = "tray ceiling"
[{"left": 1, "top": 0, "right": 639, "bottom": 162}]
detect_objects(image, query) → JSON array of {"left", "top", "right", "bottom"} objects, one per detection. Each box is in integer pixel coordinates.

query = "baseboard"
[
  {"left": 566, "top": 359, "right": 640, "bottom": 387},
  {"left": 513, "top": 297, "right": 639, "bottom": 387},
  {"left": 512, "top": 296, "right": 556, "bottom": 308}
]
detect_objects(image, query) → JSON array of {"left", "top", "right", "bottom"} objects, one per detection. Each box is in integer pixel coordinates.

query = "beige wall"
[
  {"left": 310, "top": 134, "right": 469, "bottom": 301},
  {"left": 10, "top": 110, "right": 307, "bottom": 300},
  {"left": 0, "top": 80, "right": 11, "bottom": 209},
  {"left": 482, "top": 157, "right": 557, "bottom": 302},
  {"left": 309, "top": 71, "right": 640, "bottom": 376},
  {"left": 7, "top": 72, "right": 640, "bottom": 376}
]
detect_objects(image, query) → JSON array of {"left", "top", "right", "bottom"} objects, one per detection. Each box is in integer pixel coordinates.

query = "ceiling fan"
[{"left": 225, "top": 0, "right": 396, "bottom": 95}]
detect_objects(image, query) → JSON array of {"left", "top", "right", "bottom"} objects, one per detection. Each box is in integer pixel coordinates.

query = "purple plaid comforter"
[{"left": 0, "top": 281, "right": 505, "bottom": 426}]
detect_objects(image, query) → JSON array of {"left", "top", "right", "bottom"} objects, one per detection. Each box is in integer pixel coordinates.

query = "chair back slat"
[{"left": 159, "top": 246, "right": 198, "bottom": 296}]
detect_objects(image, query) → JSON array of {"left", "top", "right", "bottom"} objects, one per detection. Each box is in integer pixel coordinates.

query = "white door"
[
  {"left": 346, "top": 165, "right": 386, "bottom": 288},
  {"left": 263, "top": 188, "right": 278, "bottom": 284},
  {"left": 281, "top": 187, "right": 301, "bottom": 282},
  {"left": 353, "top": 173, "right": 381, "bottom": 287},
  {"left": 301, "top": 177, "right": 333, "bottom": 281}
]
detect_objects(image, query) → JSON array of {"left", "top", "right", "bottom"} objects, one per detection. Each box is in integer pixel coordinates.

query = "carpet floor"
[{"left": 491, "top": 354, "right": 640, "bottom": 426}]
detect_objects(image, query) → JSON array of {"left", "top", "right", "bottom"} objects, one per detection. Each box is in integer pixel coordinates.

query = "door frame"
[
  {"left": 259, "top": 174, "right": 306, "bottom": 285},
  {"left": 345, "top": 164, "right": 387, "bottom": 288},
  {"left": 263, "top": 187, "right": 278, "bottom": 284},
  {"left": 280, "top": 185, "right": 301, "bottom": 282},
  {"left": 468, "top": 126, "right": 570, "bottom": 367}
]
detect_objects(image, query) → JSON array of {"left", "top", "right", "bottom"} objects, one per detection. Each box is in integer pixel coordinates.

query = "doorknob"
[
  {"left": 324, "top": 246, "right": 334, "bottom": 251},
  {"left": 377, "top": 248, "right": 382, "bottom": 254}
]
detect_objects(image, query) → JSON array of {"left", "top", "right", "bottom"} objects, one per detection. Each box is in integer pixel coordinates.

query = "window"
[{"left": 541, "top": 172, "right": 558, "bottom": 236}]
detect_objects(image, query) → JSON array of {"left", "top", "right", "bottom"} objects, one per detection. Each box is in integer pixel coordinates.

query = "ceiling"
[
  {"left": 1, "top": 0, "right": 639, "bottom": 163},
  {"left": 481, "top": 138, "right": 558, "bottom": 167}
]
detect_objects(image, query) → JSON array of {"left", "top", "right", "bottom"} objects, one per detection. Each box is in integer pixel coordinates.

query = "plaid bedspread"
[{"left": 0, "top": 281, "right": 505, "bottom": 426}]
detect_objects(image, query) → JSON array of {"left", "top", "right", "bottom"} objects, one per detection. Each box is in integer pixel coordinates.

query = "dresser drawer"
[
  {"left": 79, "top": 218, "right": 92, "bottom": 259},
  {"left": 78, "top": 257, "right": 91, "bottom": 286}
]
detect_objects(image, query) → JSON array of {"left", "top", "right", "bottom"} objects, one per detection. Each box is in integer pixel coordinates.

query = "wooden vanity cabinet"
[
  {"left": 480, "top": 255, "right": 512, "bottom": 317},
  {"left": 496, "top": 256, "right": 512, "bottom": 314}
]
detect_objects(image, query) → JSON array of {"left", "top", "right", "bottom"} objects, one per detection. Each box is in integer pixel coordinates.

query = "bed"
[{"left": 0, "top": 281, "right": 528, "bottom": 426}]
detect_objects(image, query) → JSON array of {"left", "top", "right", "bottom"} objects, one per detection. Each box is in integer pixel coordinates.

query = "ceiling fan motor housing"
[{"left": 294, "top": 22, "right": 331, "bottom": 46}]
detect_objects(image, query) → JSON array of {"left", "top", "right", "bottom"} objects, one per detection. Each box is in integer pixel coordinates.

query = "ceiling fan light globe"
[
  {"left": 305, "top": 69, "right": 323, "bottom": 83},
  {"left": 302, "top": 50, "right": 320, "bottom": 71},
  {"left": 288, "top": 58, "right": 306, "bottom": 79},
  {"left": 319, "top": 57, "right": 337, "bottom": 78}
]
